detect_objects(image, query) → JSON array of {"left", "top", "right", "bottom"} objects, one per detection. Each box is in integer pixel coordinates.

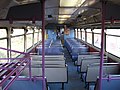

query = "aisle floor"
[{"left": 48, "top": 47, "right": 87, "bottom": 90}]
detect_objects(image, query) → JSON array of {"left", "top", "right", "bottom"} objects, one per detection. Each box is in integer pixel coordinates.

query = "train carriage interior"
[{"left": 0, "top": 0, "right": 120, "bottom": 90}]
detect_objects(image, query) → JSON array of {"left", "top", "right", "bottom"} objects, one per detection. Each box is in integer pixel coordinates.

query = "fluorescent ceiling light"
[
  {"left": 60, "top": 0, "right": 80, "bottom": 6},
  {"left": 59, "top": 15, "right": 71, "bottom": 18},
  {"left": 58, "top": 21, "right": 65, "bottom": 24},
  {"left": 58, "top": 15, "right": 71, "bottom": 24},
  {"left": 60, "top": 0, "right": 86, "bottom": 7},
  {"left": 59, "top": 0, "right": 87, "bottom": 24},
  {"left": 58, "top": 18, "right": 67, "bottom": 21}
]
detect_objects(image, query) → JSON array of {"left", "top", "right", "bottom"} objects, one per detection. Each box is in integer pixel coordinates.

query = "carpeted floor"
[{"left": 48, "top": 47, "right": 87, "bottom": 90}]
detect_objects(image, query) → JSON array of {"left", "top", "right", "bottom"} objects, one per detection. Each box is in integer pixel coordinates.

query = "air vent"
[
  {"left": 48, "top": 15, "right": 52, "bottom": 18},
  {"left": 77, "top": 14, "right": 82, "bottom": 18}
]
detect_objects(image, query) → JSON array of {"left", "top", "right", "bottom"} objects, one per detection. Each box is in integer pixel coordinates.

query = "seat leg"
[{"left": 62, "top": 83, "right": 64, "bottom": 90}]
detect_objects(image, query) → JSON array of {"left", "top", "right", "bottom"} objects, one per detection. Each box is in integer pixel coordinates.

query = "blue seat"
[
  {"left": 3, "top": 80, "right": 44, "bottom": 90},
  {"left": 95, "top": 75, "right": 120, "bottom": 90},
  {"left": 64, "top": 38, "right": 88, "bottom": 61},
  {"left": 37, "top": 47, "right": 63, "bottom": 55},
  {"left": 102, "top": 78, "right": 120, "bottom": 90}
]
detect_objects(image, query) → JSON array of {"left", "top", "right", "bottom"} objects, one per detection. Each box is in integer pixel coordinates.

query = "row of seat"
[
  {"left": 74, "top": 48, "right": 120, "bottom": 90},
  {"left": 87, "top": 63, "right": 119, "bottom": 85},
  {"left": 64, "top": 38, "right": 120, "bottom": 90},
  {"left": 0, "top": 46, "right": 50, "bottom": 90},
  {"left": 76, "top": 52, "right": 120, "bottom": 90},
  {"left": 0, "top": 57, "right": 38, "bottom": 90},
  {"left": 36, "top": 39, "right": 64, "bottom": 55},
  {"left": 94, "top": 75, "right": 120, "bottom": 90},
  {"left": 76, "top": 53, "right": 107, "bottom": 72},
  {"left": 3, "top": 78, "right": 49, "bottom": 90},
  {"left": 64, "top": 38, "right": 88, "bottom": 61},
  {"left": 21, "top": 39, "right": 68, "bottom": 89},
  {"left": 21, "top": 54, "right": 68, "bottom": 89}
]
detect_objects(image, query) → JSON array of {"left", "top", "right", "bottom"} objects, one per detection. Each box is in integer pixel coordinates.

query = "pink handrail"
[
  {"left": 99, "top": 1, "right": 106, "bottom": 90},
  {"left": 41, "top": 0, "right": 46, "bottom": 90},
  {"left": 0, "top": 47, "right": 32, "bottom": 90}
]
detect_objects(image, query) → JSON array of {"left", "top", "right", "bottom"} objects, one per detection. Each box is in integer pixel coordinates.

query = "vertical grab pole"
[
  {"left": 29, "top": 57, "right": 32, "bottom": 80},
  {"left": 99, "top": 1, "right": 106, "bottom": 90},
  {"left": 41, "top": 0, "right": 46, "bottom": 90}
]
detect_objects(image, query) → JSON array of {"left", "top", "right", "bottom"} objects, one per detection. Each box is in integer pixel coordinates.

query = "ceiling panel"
[
  {"left": 45, "top": 0, "right": 59, "bottom": 24},
  {"left": 45, "top": 0, "right": 59, "bottom": 8},
  {"left": 1, "top": 0, "right": 120, "bottom": 27},
  {"left": 6, "top": 3, "right": 42, "bottom": 20},
  {"left": 0, "top": 0, "right": 18, "bottom": 19},
  {"left": 0, "top": 0, "right": 12, "bottom": 8},
  {"left": 45, "top": 8, "right": 59, "bottom": 16}
]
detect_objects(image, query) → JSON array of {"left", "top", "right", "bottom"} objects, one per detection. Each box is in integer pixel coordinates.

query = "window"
[
  {"left": 81, "top": 29, "right": 85, "bottom": 41},
  {"left": 0, "top": 40, "right": 7, "bottom": 58},
  {"left": 26, "top": 29, "right": 33, "bottom": 49},
  {"left": 106, "top": 29, "right": 120, "bottom": 57},
  {"left": 34, "top": 29, "right": 39, "bottom": 44},
  {"left": 11, "top": 36, "right": 24, "bottom": 58},
  {"left": 94, "top": 34, "right": 101, "bottom": 48},
  {"left": 78, "top": 29, "right": 81, "bottom": 39},
  {"left": 106, "top": 29, "right": 120, "bottom": 35},
  {"left": 86, "top": 29, "right": 92, "bottom": 44},
  {"left": 11, "top": 29, "right": 24, "bottom": 58},
  {"left": 26, "top": 34, "right": 32, "bottom": 49},
  {"left": 0, "top": 29, "right": 7, "bottom": 38},
  {"left": 0, "top": 29, "right": 7, "bottom": 61},
  {"left": 93, "top": 29, "right": 101, "bottom": 48},
  {"left": 75, "top": 29, "right": 77, "bottom": 38},
  {"left": 12, "top": 29, "right": 24, "bottom": 36},
  {"left": 39, "top": 29, "right": 42, "bottom": 41}
]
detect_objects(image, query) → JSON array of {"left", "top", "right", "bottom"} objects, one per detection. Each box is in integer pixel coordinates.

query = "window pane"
[
  {"left": 34, "top": 32, "right": 38, "bottom": 44},
  {"left": 0, "top": 29, "right": 7, "bottom": 38},
  {"left": 75, "top": 29, "right": 77, "bottom": 38},
  {"left": 106, "top": 35, "right": 120, "bottom": 57},
  {"left": 86, "top": 29, "right": 92, "bottom": 32},
  {"left": 93, "top": 29, "right": 101, "bottom": 33},
  {"left": 106, "top": 29, "right": 120, "bottom": 35},
  {"left": 27, "top": 29, "right": 33, "bottom": 34},
  {"left": 94, "top": 34, "right": 101, "bottom": 48},
  {"left": 87, "top": 32, "right": 92, "bottom": 44},
  {"left": 86, "top": 29, "right": 92, "bottom": 44},
  {"left": 12, "top": 29, "right": 24, "bottom": 36},
  {"left": 11, "top": 36, "right": 24, "bottom": 58},
  {"left": 35, "top": 28, "right": 39, "bottom": 32},
  {"left": 81, "top": 29, "right": 85, "bottom": 41},
  {"left": 27, "top": 34, "right": 32, "bottom": 49},
  {"left": 39, "top": 30, "right": 42, "bottom": 41},
  {"left": 0, "top": 39, "right": 7, "bottom": 58},
  {"left": 78, "top": 29, "right": 81, "bottom": 39}
]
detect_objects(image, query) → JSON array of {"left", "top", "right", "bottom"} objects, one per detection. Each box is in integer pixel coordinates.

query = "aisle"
[{"left": 48, "top": 47, "right": 87, "bottom": 90}]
